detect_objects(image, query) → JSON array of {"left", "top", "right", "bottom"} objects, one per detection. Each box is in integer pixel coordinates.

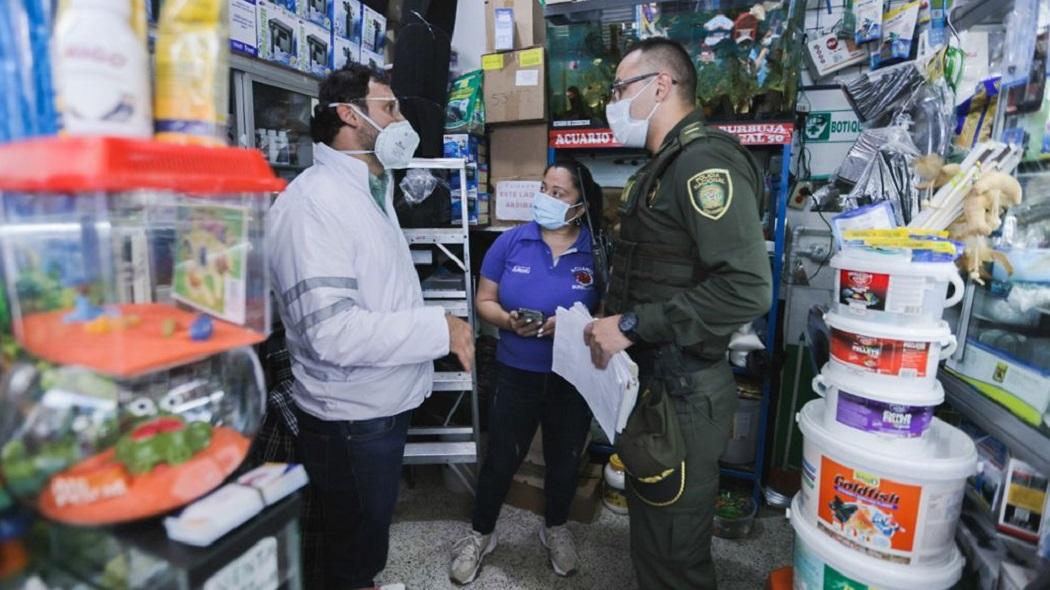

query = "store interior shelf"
[
  {"left": 940, "top": 369, "right": 1050, "bottom": 476},
  {"left": 231, "top": 53, "right": 319, "bottom": 95},
  {"left": 720, "top": 465, "right": 757, "bottom": 482},
  {"left": 544, "top": 0, "right": 761, "bottom": 23},
  {"left": 404, "top": 228, "right": 469, "bottom": 244},
  {"left": 403, "top": 441, "right": 477, "bottom": 465}
]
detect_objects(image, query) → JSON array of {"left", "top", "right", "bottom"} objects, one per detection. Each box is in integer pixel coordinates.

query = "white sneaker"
[
  {"left": 539, "top": 525, "right": 578, "bottom": 577},
  {"left": 449, "top": 530, "right": 497, "bottom": 585}
]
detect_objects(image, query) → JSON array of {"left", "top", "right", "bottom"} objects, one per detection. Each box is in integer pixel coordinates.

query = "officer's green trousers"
[{"left": 626, "top": 362, "right": 737, "bottom": 590}]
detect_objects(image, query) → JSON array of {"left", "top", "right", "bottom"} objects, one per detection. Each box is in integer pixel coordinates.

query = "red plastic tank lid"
[{"left": 0, "top": 136, "right": 287, "bottom": 195}]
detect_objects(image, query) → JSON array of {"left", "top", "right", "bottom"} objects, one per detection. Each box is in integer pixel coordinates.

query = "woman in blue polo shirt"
[{"left": 449, "top": 160, "right": 604, "bottom": 584}]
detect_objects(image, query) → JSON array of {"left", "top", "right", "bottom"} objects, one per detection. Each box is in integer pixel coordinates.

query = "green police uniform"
[{"left": 606, "top": 109, "right": 772, "bottom": 590}]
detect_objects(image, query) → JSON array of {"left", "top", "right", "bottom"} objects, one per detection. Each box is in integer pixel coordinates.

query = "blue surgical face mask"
[{"left": 532, "top": 192, "right": 582, "bottom": 230}]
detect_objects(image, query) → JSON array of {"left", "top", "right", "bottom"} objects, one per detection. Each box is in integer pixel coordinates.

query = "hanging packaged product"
[
  {"left": 853, "top": 0, "right": 882, "bottom": 45},
  {"left": 445, "top": 70, "right": 486, "bottom": 135},
  {"left": 154, "top": 0, "right": 229, "bottom": 146},
  {"left": 844, "top": 63, "right": 925, "bottom": 123},
  {"left": 806, "top": 30, "right": 868, "bottom": 79},
  {"left": 831, "top": 247, "right": 964, "bottom": 325},
  {"left": 796, "top": 400, "right": 977, "bottom": 566},
  {"left": 1002, "top": 0, "right": 1039, "bottom": 89},
  {"left": 52, "top": 0, "right": 152, "bottom": 138},
  {"left": 824, "top": 311, "right": 956, "bottom": 388},
  {"left": 871, "top": 2, "right": 921, "bottom": 70},
  {"left": 997, "top": 458, "right": 1048, "bottom": 543}
]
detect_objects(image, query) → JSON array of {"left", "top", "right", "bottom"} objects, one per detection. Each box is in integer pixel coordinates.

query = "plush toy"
[
  {"left": 947, "top": 170, "right": 1023, "bottom": 284},
  {"left": 915, "top": 154, "right": 961, "bottom": 190}
]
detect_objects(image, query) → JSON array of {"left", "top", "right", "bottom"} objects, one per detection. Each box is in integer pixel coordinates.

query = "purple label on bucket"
[{"left": 836, "top": 391, "right": 933, "bottom": 438}]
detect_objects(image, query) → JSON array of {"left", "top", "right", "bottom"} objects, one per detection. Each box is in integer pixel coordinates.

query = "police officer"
[{"left": 584, "top": 38, "right": 772, "bottom": 589}]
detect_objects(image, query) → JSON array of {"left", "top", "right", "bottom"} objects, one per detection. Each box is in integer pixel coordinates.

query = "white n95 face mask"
[
  {"left": 605, "top": 77, "right": 661, "bottom": 149},
  {"left": 331, "top": 101, "right": 420, "bottom": 169}
]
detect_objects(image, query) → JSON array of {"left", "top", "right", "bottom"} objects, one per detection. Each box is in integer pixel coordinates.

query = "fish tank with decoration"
[
  {"left": 0, "top": 136, "right": 283, "bottom": 524},
  {"left": 547, "top": 0, "right": 804, "bottom": 135}
]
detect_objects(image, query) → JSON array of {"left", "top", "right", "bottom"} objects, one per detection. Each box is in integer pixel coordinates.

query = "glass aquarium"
[
  {"left": 947, "top": 169, "right": 1050, "bottom": 431},
  {"left": 252, "top": 80, "right": 316, "bottom": 182},
  {"left": 0, "top": 136, "right": 281, "bottom": 525},
  {"left": 0, "top": 137, "right": 281, "bottom": 379},
  {"left": 546, "top": 0, "right": 804, "bottom": 131}
]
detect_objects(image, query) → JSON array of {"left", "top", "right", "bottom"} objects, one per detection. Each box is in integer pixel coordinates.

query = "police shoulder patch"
[{"left": 687, "top": 168, "right": 733, "bottom": 220}]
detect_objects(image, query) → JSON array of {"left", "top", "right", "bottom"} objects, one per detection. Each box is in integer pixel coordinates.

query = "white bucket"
[
  {"left": 812, "top": 367, "right": 943, "bottom": 454},
  {"left": 796, "top": 399, "right": 976, "bottom": 566},
  {"left": 790, "top": 494, "right": 964, "bottom": 590},
  {"left": 831, "top": 249, "right": 964, "bottom": 325},
  {"left": 824, "top": 311, "right": 956, "bottom": 388}
]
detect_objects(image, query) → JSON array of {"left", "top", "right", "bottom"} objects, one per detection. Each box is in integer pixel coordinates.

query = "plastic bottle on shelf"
[
  {"left": 52, "top": 0, "right": 151, "bottom": 137},
  {"left": 603, "top": 454, "right": 629, "bottom": 515},
  {"left": 267, "top": 129, "right": 279, "bottom": 163},
  {"left": 276, "top": 131, "right": 290, "bottom": 165}
]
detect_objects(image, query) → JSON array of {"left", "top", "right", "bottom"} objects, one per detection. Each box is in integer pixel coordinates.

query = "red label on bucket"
[
  {"left": 830, "top": 328, "right": 930, "bottom": 377},
  {"left": 818, "top": 456, "right": 922, "bottom": 563},
  {"left": 839, "top": 269, "right": 890, "bottom": 312}
]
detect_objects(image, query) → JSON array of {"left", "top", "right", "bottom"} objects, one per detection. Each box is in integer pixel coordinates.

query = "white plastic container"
[
  {"left": 796, "top": 400, "right": 976, "bottom": 566},
  {"left": 812, "top": 368, "right": 943, "bottom": 454},
  {"left": 603, "top": 454, "right": 628, "bottom": 515},
  {"left": 832, "top": 249, "right": 964, "bottom": 325},
  {"left": 52, "top": 0, "right": 151, "bottom": 137},
  {"left": 790, "top": 494, "right": 964, "bottom": 590},
  {"left": 824, "top": 311, "right": 956, "bottom": 388}
]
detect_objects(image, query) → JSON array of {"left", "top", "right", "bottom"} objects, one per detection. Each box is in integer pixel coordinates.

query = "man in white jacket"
[{"left": 267, "top": 64, "right": 474, "bottom": 590}]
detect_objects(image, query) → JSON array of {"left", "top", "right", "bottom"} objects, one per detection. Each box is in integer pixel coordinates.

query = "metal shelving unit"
[{"left": 401, "top": 159, "right": 481, "bottom": 483}]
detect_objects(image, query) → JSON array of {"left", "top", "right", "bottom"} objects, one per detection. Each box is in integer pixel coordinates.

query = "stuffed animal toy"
[
  {"left": 915, "top": 154, "right": 961, "bottom": 190},
  {"left": 948, "top": 170, "right": 1023, "bottom": 283}
]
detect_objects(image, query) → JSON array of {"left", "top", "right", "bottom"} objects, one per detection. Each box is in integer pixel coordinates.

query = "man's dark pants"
[{"left": 294, "top": 405, "right": 411, "bottom": 589}]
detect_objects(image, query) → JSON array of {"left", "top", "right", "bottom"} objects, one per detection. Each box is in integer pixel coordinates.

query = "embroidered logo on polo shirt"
[
  {"left": 511, "top": 265, "right": 531, "bottom": 274},
  {"left": 572, "top": 267, "right": 594, "bottom": 290}
]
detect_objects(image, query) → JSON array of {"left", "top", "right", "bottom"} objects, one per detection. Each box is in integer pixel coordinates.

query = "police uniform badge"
[{"left": 687, "top": 168, "right": 733, "bottom": 220}]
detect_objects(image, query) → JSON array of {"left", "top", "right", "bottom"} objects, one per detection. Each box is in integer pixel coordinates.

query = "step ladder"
[{"left": 402, "top": 158, "right": 480, "bottom": 491}]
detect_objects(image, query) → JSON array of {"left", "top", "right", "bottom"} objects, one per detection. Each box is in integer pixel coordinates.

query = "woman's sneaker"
[
  {"left": 539, "top": 525, "right": 578, "bottom": 577},
  {"left": 449, "top": 530, "right": 497, "bottom": 585}
]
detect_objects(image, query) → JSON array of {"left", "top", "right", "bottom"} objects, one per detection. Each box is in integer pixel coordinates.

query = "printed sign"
[
  {"left": 495, "top": 180, "right": 540, "bottom": 222},
  {"left": 549, "top": 128, "right": 621, "bottom": 149},
  {"left": 549, "top": 123, "right": 794, "bottom": 149},
  {"left": 830, "top": 328, "right": 931, "bottom": 378},
  {"left": 801, "top": 87, "right": 864, "bottom": 179},
  {"left": 204, "top": 536, "right": 279, "bottom": 590},
  {"left": 818, "top": 456, "right": 922, "bottom": 563}
]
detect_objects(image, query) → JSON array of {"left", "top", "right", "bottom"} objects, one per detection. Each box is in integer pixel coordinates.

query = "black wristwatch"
[{"left": 618, "top": 311, "right": 641, "bottom": 343}]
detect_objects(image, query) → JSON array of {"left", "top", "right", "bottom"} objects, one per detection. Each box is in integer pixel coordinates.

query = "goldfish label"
[
  {"left": 830, "top": 328, "right": 930, "bottom": 377},
  {"left": 818, "top": 456, "right": 922, "bottom": 563}
]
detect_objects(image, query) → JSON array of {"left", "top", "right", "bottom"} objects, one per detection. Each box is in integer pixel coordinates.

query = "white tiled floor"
[{"left": 379, "top": 470, "right": 793, "bottom": 590}]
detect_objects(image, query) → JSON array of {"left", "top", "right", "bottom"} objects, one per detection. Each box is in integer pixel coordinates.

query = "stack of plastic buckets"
[{"left": 790, "top": 246, "right": 979, "bottom": 589}]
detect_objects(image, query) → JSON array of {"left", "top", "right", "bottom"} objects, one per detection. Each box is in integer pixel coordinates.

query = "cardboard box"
[
  {"left": 483, "top": 47, "right": 547, "bottom": 124},
  {"left": 360, "top": 47, "right": 385, "bottom": 70},
  {"left": 485, "top": 0, "right": 545, "bottom": 52},
  {"left": 301, "top": 19, "right": 332, "bottom": 77},
  {"left": 443, "top": 134, "right": 486, "bottom": 164},
  {"left": 452, "top": 188, "right": 480, "bottom": 225},
  {"left": 298, "top": 0, "right": 331, "bottom": 27},
  {"left": 333, "top": 0, "right": 362, "bottom": 42},
  {"left": 333, "top": 36, "right": 361, "bottom": 69},
  {"left": 229, "top": 0, "right": 258, "bottom": 56},
  {"left": 505, "top": 464, "right": 604, "bottom": 524},
  {"left": 362, "top": 4, "right": 386, "bottom": 55},
  {"left": 489, "top": 123, "right": 547, "bottom": 183},
  {"left": 257, "top": 1, "right": 300, "bottom": 68}
]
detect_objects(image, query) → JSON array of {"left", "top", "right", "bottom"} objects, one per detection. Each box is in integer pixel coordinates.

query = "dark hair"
[
  {"left": 623, "top": 37, "right": 697, "bottom": 103},
  {"left": 310, "top": 64, "right": 390, "bottom": 145},
  {"left": 545, "top": 159, "right": 603, "bottom": 233}
]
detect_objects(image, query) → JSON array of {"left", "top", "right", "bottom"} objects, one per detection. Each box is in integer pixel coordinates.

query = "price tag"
[
  {"left": 482, "top": 54, "right": 504, "bottom": 71},
  {"left": 204, "top": 537, "right": 279, "bottom": 590},
  {"left": 519, "top": 48, "right": 544, "bottom": 68}
]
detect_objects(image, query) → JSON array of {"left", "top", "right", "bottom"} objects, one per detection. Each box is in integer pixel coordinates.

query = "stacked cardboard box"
[
  {"left": 444, "top": 134, "right": 490, "bottom": 226},
  {"left": 235, "top": 0, "right": 384, "bottom": 77},
  {"left": 504, "top": 429, "right": 603, "bottom": 524}
]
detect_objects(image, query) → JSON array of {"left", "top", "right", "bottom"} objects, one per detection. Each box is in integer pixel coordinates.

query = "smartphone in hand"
[{"left": 517, "top": 308, "right": 544, "bottom": 325}]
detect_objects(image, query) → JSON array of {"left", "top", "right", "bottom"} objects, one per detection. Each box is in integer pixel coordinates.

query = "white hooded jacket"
[{"left": 266, "top": 142, "right": 449, "bottom": 421}]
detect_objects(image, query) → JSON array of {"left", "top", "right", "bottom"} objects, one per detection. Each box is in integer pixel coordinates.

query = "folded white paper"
[{"left": 552, "top": 303, "right": 639, "bottom": 443}]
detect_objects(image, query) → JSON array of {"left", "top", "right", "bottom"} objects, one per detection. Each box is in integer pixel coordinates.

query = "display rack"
[
  {"left": 550, "top": 123, "right": 794, "bottom": 508},
  {"left": 402, "top": 159, "right": 481, "bottom": 487}
]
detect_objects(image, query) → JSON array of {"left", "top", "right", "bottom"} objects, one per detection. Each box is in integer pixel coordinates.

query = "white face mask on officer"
[
  {"left": 605, "top": 76, "right": 661, "bottom": 149},
  {"left": 331, "top": 100, "right": 420, "bottom": 169}
]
